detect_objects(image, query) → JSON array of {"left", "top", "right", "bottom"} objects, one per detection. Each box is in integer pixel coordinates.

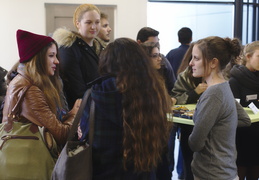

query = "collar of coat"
[{"left": 52, "top": 28, "right": 81, "bottom": 48}]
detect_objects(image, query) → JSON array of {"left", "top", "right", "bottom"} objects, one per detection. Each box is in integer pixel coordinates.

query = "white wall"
[
  {"left": 147, "top": 2, "right": 234, "bottom": 56},
  {"left": 0, "top": 0, "right": 147, "bottom": 71}
]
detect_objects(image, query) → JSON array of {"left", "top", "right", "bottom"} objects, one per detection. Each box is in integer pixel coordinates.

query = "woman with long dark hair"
[{"left": 80, "top": 38, "right": 172, "bottom": 179}]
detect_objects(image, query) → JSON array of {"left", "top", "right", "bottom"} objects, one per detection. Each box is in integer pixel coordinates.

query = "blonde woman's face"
[
  {"left": 46, "top": 43, "right": 59, "bottom": 76},
  {"left": 246, "top": 49, "right": 259, "bottom": 71},
  {"left": 76, "top": 10, "right": 100, "bottom": 44}
]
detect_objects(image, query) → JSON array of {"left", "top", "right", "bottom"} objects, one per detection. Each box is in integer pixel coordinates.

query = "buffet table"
[{"left": 168, "top": 104, "right": 259, "bottom": 125}]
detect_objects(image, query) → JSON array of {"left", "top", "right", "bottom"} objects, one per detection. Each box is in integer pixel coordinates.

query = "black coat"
[
  {"left": 229, "top": 64, "right": 259, "bottom": 107},
  {"left": 54, "top": 29, "right": 99, "bottom": 109},
  {"left": 229, "top": 64, "right": 259, "bottom": 166}
]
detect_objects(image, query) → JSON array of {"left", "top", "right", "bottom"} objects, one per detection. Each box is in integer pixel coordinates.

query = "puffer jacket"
[
  {"left": 2, "top": 69, "right": 75, "bottom": 145},
  {"left": 52, "top": 28, "right": 99, "bottom": 109}
]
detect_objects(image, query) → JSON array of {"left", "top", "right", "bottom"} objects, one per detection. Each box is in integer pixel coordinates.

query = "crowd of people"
[{"left": 0, "top": 3, "right": 258, "bottom": 180}]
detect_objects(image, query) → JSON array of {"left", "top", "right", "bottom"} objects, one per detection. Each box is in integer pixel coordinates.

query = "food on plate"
[{"left": 172, "top": 106, "right": 195, "bottom": 119}]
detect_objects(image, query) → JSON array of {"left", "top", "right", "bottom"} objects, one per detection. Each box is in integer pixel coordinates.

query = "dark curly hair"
[{"left": 99, "top": 38, "right": 172, "bottom": 172}]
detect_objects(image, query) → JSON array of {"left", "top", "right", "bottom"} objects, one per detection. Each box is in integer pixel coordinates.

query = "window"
[
  {"left": 147, "top": 2, "right": 234, "bottom": 54},
  {"left": 243, "top": 1, "right": 259, "bottom": 43},
  {"left": 148, "top": 0, "right": 259, "bottom": 54},
  {"left": 149, "top": 0, "right": 234, "bottom": 2}
]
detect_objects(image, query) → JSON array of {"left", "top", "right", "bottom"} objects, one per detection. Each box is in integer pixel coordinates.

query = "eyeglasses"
[{"left": 150, "top": 53, "right": 161, "bottom": 58}]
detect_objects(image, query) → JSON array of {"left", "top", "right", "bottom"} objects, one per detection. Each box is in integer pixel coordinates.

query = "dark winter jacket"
[
  {"left": 229, "top": 64, "right": 259, "bottom": 107},
  {"left": 166, "top": 44, "right": 189, "bottom": 78},
  {"left": 229, "top": 64, "right": 259, "bottom": 166},
  {"left": 80, "top": 76, "right": 156, "bottom": 180},
  {"left": 52, "top": 28, "right": 99, "bottom": 109}
]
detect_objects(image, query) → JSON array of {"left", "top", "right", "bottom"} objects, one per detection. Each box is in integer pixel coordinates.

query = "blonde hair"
[
  {"left": 242, "top": 41, "right": 259, "bottom": 64},
  {"left": 73, "top": 4, "right": 101, "bottom": 29},
  {"left": 100, "top": 12, "right": 108, "bottom": 19}
]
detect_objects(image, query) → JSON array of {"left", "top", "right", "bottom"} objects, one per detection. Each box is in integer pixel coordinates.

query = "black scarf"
[{"left": 230, "top": 64, "right": 259, "bottom": 91}]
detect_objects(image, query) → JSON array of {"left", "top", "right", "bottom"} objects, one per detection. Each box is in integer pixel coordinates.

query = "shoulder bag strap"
[
  {"left": 89, "top": 99, "right": 95, "bottom": 145},
  {"left": 67, "top": 88, "right": 92, "bottom": 141},
  {"left": 4, "top": 85, "right": 31, "bottom": 132}
]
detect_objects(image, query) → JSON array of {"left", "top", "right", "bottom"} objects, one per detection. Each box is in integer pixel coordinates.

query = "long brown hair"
[
  {"left": 177, "top": 43, "right": 194, "bottom": 75},
  {"left": 19, "top": 41, "right": 62, "bottom": 114},
  {"left": 99, "top": 38, "right": 172, "bottom": 172}
]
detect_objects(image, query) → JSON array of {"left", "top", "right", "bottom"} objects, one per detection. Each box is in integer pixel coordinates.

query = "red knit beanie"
[{"left": 16, "top": 29, "right": 54, "bottom": 63}]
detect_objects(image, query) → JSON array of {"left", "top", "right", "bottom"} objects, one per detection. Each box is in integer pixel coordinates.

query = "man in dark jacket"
[
  {"left": 166, "top": 27, "right": 192, "bottom": 78},
  {"left": 166, "top": 27, "right": 192, "bottom": 180}
]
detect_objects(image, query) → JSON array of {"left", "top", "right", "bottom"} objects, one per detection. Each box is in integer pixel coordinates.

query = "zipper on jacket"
[{"left": 0, "top": 135, "right": 39, "bottom": 150}]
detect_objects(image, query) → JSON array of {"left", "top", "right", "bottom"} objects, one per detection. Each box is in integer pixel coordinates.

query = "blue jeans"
[
  {"left": 168, "top": 124, "right": 185, "bottom": 179},
  {"left": 177, "top": 145, "right": 185, "bottom": 179}
]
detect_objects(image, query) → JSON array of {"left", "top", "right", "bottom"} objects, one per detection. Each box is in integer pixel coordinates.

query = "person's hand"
[
  {"left": 194, "top": 83, "right": 208, "bottom": 95},
  {"left": 69, "top": 99, "right": 82, "bottom": 116},
  {"left": 171, "top": 97, "right": 177, "bottom": 106}
]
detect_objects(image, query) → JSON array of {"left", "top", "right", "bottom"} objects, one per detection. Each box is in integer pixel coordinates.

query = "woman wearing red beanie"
[
  {"left": 1, "top": 29, "right": 81, "bottom": 179},
  {"left": 52, "top": 3, "right": 101, "bottom": 110}
]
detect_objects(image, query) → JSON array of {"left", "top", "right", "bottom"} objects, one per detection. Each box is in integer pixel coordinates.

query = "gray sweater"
[{"left": 188, "top": 82, "right": 250, "bottom": 180}]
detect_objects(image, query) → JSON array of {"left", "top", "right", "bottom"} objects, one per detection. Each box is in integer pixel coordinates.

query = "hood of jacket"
[
  {"left": 80, "top": 75, "right": 122, "bottom": 140},
  {"left": 93, "top": 37, "right": 107, "bottom": 56},
  {"left": 230, "top": 64, "right": 259, "bottom": 90},
  {"left": 52, "top": 28, "right": 81, "bottom": 48}
]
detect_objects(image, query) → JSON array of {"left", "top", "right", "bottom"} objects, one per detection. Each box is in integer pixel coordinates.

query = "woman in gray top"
[{"left": 188, "top": 36, "right": 251, "bottom": 180}]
